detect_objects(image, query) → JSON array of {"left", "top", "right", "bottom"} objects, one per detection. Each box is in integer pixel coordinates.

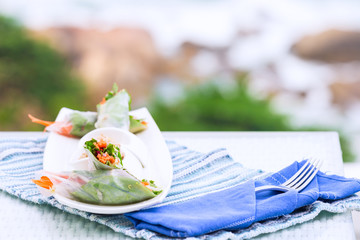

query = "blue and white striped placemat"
[{"left": 0, "top": 137, "right": 359, "bottom": 240}]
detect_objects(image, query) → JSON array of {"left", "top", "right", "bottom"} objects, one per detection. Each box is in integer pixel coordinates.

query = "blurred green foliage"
[
  {"left": 0, "top": 15, "right": 87, "bottom": 130},
  {"left": 150, "top": 76, "right": 355, "bottom": 162},
  {"left": 0, "top": 15, "right": 354, "bottom": 162},
  {"left": 150, "top": 77, "right": 291, "bottom": 131}
]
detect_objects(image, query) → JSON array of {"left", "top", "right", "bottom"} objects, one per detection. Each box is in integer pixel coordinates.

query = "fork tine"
[
  {"left": 286, "top": 159, "right": 320, "bottom": 188},
  {"left": 292, "top": 159, "right": 323, "bottom": 191},
  {"left": 287, "top": 159, "right": 319, "bottom": 188},
  {"left": 255, "top": 159, "right": 323, "bottom": 193},
  {"left": 282, "top": 159, "right": 312, "bottom": 187}
]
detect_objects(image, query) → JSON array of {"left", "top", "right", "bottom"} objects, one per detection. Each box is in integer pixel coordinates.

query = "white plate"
[{"left": 43, "top": 107, "right": 173, "bottom": 214}]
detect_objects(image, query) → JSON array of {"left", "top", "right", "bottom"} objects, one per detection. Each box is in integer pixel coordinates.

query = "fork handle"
[{"left": 255, "top": 185, "right": 290, "bottom": 193}]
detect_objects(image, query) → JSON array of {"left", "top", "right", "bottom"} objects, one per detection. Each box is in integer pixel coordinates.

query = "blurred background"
[{"left": 1, "top": 0, "right": 360, "bottom": 165}]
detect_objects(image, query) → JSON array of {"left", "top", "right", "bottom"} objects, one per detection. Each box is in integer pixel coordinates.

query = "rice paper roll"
[
  {"left": 28, "top": 110, "right": 97, "bottom": 138},
  {"left": 95, "top": 84, "right": 131, "bottom": 130},
  {"left": 72, "top": 173, "right": 155, "bottom": 205},
  {"left": 32, "top": 169, "right": 161, "bottom": 205}
]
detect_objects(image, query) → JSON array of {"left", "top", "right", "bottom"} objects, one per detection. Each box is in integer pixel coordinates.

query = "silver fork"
[{"left": 255, "top": 159, "right": 323, "bottom": 193}]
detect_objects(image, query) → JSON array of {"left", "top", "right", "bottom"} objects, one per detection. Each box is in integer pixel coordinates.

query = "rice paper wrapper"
[
  {"left": 69, "top": 111, "right": 97, "bottom": 137},
  {"left": 45, "top": 110, "right": 97, "bottom": 138},
  {"left": 41, "top": 170, "right": 156, "bottom": 205},
  {"left": 95, "top": 90, "right": 130, "bottom": 130}
]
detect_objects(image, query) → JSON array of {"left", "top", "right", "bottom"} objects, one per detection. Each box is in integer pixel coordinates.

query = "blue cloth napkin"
[{"left": 125, "top": 160, "right": 360, "bottom": 237}]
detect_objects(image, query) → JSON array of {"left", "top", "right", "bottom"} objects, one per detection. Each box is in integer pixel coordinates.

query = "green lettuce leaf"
[
  {"left": 71, "top": 174, "right": 156, "bottom": 205},
  {"left": 129, "top": 115, "right": 148, "bottom": 133},
  {"left": 68, "top": 111, "right": 97, "bottom": 137}
]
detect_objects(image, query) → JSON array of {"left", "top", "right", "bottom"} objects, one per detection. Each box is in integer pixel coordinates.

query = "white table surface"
[{"left": 0, "top": 131, "right": 356, "bottom": 240}]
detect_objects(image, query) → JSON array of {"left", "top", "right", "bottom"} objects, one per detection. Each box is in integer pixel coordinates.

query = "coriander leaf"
[
  {"left": 105, "top": 143, "right": 115, "bottom": 156},
  {"left": 104, "top": 83, "right": 119, "bottom": 101},
  {"left": 84, "top": 138, "right": 98, "bottom": 155},
  {"left": 152, "top": 190, "right": 163, "bottom": 195},
  {"left": 149, "top": 180, "right": 157, "bottom": 188}
]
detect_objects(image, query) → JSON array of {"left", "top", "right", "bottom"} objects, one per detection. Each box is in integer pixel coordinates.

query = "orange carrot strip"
[
  {"left": 28, "top": 114, "right": 54, "bottom": 127},
  {"left": 141, "top": 181, "right": 149, "bottom": 186},
  {"left": 97, "top": 140, "right": 107, "bottom": 148},
  {"left": 32, "top": 176, "right": 54, "bottom": 190},
  {"left": 108, "top": 156, "right": 115, "bottom": 164},
  {"left": 59, "top": 124, "right": 73, "bottom": 136},
  {"left": 93, "top": 142, "right": 100, "bottom": 149},
  {"left": 100, "top": 97, "right": 106, "bottom": 105}
]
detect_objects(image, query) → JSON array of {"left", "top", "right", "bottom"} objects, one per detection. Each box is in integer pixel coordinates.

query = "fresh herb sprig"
[
  {"left": 104, "top": 83, "right": 119, "bottom": 101},
  {"left": 141, "top": 179, "right": 162, "bottom": 195}
]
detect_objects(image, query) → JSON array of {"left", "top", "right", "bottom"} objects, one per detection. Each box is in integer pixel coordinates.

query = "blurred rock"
[
  {"left": 163, "top": 42, "right": 200, "bottom": 83},
  {"left": 163, "top": 41, "right": 232, "bottom": 84},
  {"left": 292, "top": 29, "right": 360, "bottom": 63},
  {"left": 31, "top": 27, "right": 233, "bottom": 107},
  {"left": 31, "top": 27, "right": 162, "bottom": 107},
  {"left": 330, "top": 81, "right": 360, "bottom": 109}
]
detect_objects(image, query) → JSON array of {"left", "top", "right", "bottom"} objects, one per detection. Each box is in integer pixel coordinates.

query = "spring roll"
[
  {"left": 95, "top": 83, "right": 131, "bottom": 130},
  {"left": 32, "top": 170, "right": 162, "bottom": 205},
  {"left": 28, "top": 110, "right": 97, "bottom": 138}
]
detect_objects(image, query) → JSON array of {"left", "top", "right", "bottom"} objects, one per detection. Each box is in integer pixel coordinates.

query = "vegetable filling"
[{"left": 84, "top": 138, "right": 123, "bottom": 168}]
